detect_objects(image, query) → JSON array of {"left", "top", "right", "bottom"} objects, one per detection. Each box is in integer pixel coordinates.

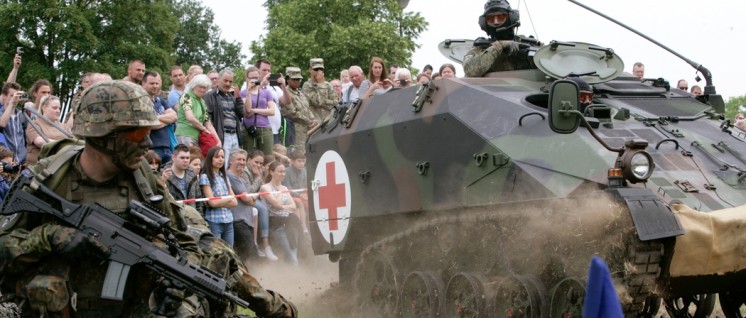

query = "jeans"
[
  {"left": 254, "top": 200, "right": 270, "bottom": 238},
  {"left": 270, "top": 214, "right": 301, "bottom": 266},
  {"left": 223, "top": 132, "right": 239, "bottom": 169},
  {"left": 207, "top": 221, "right": 234, "bottom": 247}
]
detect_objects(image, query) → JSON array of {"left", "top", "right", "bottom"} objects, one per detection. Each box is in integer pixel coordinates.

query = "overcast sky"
[{"left": 203, "top": 0, "right": 746, "bottom": 100}]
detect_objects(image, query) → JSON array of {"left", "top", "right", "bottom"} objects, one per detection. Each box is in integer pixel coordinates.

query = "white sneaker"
[
  {"left": 264, "top": 246, "right": 279, "bottom": 261},
  {"left": 257, "top": 247, "right": 266, "bottom": 258}
]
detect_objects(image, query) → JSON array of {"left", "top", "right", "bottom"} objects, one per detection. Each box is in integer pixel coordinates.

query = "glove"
[
  {"left": 152, "top": 279, "right": 186, "bottom": 317},
  {"left": 48, "top": 225, "right": 109, "bottom": 260}
]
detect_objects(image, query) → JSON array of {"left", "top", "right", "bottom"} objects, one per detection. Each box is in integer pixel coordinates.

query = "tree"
[
  {"left": 0, "top": 0, "right": 244, "bottom": 111},
  {"left": 171, "top": 0, "right": 246, "bottom": 73},
  {"left": 726, "top": 94, "right": 746, "bottom": 122},
  {"left": 0, "top": 1, "right": 178, "bottom": 106},
  {"left": 250, "top": 0, "right": 427, "bottom": 80}
]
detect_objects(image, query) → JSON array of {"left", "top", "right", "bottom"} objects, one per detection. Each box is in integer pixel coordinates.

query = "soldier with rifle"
[
  {"left": 0, "top": 81, "right": 297, "bottom": 317},
  {"left": 463, "top": 0, "right": 541, "bottom": 77}
]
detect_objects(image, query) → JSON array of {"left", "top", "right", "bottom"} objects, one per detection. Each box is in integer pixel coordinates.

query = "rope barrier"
[{"left": 175, "top": 188, "right": 307, "bottom": 204}]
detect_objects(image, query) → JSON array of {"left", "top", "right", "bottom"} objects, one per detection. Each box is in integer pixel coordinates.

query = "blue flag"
[{"left": 582, "top": 256, "right": 624, "bottom": 318}]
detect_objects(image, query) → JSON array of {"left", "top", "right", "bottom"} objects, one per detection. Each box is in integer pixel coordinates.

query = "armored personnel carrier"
[{"left": 304, "top": 3, "right": 746, "bottom": 318}]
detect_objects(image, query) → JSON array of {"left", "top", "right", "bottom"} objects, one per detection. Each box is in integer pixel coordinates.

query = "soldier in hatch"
[
  {"left": 0, "top": 80, "right": 296, "bottom": 318},
  {"left": 463, "top": 0, "right": 539, "bottom": 77}
]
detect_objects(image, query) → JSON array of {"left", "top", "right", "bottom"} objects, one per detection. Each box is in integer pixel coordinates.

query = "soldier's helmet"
[
  {"left": 73, "top": 80, "right": 160, "bottom": 138},
  {"left": 479, "top": 0, "right": 520, "bottom": 41}
]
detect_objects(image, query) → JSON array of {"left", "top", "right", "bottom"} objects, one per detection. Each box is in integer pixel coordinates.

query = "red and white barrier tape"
[{"left": 176, "top": 188, "right": 307, "bottom": 204}]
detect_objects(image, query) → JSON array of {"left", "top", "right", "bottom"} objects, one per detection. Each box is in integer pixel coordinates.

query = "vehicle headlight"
[{"left": 623, "top": 150, "right": 654, "bottom": 183}]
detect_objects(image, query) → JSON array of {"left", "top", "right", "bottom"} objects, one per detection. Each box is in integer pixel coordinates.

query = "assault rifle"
[{"left": 0, "top": 173, "right": 249, "bottom": 309}]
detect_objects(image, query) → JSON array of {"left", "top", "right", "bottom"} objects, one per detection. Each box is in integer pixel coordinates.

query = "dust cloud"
[
  {"left": 244, "top": 193, "right": 688, "bottom": 317},
  {"left": 248, "top": 254, "right": 356, "bottom": 317}
]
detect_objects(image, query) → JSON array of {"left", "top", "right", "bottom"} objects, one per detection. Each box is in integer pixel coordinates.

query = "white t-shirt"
[{"left": 266, "top": 86, "right": 283, "bottom": 134}]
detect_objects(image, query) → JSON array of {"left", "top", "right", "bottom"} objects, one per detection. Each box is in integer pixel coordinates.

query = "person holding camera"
[
  {"left": 302, "top": 58, "right": 337, "bottom": 121},
  {"left": 6, "top": 48, "right": 22, "bottom": 84},
  {"left": 242, "top": 66, "right": 276, "bottom": 156},
  {"left": 204, "top": 69, "right": 244, "bottom": 167},
  {"left": 393, "top": 68, "right": 414, "bottom": 89},
  {"left": 0, "top": 146, "right": 16, "bottom": 206},
  {"left": 0, "top": 82, "right": 28, "bottom": 164}
]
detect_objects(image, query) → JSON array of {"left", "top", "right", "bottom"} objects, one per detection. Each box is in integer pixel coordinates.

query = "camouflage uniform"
[
  {"left": 302, "top": 58, "right": 337, "bottom": 121},
  {"left": 462, "top": 40, "right": 534, "bottom": 77},
  {"left": 0, "top": 81, "right": 297, "bottom": 318},
  {"left": 282, "top": 67, "right": 316, "bottom": 149}
]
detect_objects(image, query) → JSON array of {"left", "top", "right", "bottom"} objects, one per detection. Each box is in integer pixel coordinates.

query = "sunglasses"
[
  {"left": 122, "top": 127, "right": 151, "bottom": 142},
  {"left": 313, "top": 68, "right": 324, "bottom": 72},
  {"left": 679, "top": 87, "right": 688, "bottom": 90}
]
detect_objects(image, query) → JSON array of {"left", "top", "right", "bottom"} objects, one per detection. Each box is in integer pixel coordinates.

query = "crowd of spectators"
[{"left": 0, "top": 48, "right": 726, "bottom": 268}]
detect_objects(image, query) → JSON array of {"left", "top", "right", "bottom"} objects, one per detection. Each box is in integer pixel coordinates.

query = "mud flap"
[{"left": 611, "top": 188, "right": 684, "bottom": 241}]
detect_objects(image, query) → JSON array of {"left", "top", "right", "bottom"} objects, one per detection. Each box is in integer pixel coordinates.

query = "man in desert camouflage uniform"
[
  {"left": 0, "top": 81, "right": 296, "bottom": 318},
  {"left": 463, "top": 0, "right": 538, "bottom": 77},
  {"left": 302, "top": 58, "right": 337, "bottom": 121},
  {"left": 281, "top": 67, "right": 318, "bottom": 149}
]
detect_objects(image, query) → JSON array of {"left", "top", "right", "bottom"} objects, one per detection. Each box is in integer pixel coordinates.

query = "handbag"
[{"left": 198, "top": 130, "right": 219, "bottom": 157}]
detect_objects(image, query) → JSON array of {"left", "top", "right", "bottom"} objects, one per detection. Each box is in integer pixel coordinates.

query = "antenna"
[
  {"left": 568, "top": 0, "right": 715, "bottom": 95},
  {"left": 521, "top": 0, "right": 539, "bottom": 39}
]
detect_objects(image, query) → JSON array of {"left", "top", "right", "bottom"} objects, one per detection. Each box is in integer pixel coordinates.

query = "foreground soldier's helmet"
[
  {"left": 479, "top": 0, "right": 520, "bottom": 41},
  {"left": 73, "top": 80, "right": 160, "bottom": 138}
]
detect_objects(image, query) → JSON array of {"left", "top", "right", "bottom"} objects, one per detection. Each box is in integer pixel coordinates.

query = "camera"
[
  {"left": 15, "top": 92, "right": 29, "bottom": 110},
  {"left": 16, "top": 47, "right": 23, "bottom": 55},
  {"left": 269, "top": 73, "right": 281, "bottom": 86},
  {"left": 252, "top": 80, "right": 261, "bottom": 86},
  {"left": 1, "top": 162, "right": 21, "bottom": 174}
]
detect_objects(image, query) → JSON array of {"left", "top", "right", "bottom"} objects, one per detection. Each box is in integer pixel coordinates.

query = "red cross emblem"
[
  {"left": 313, "top": 150, "right": 352, "bottom": 246},
  {"left": 318, "top": 161, "right": 346, "bottom": 230}
]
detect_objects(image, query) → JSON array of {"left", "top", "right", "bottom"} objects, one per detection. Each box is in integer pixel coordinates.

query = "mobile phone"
[
  {"left": 16, "top": 47, "right": 23, "bottom": 55},
  {"left": 269, "top": 73, "right": 281, "bottom": 86}
]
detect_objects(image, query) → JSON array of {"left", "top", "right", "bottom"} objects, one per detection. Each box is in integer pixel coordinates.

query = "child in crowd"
[
  {"left": 272, "top": 143, "right": 291, "bottom": 166},
  {"left": 0, "top": 146, "right": 15, "bottom": 205},
  {"left": 144, "top": 150, "right": 161, "bottom": 172},
  {"left": 283, "top": 148, "right": 308, "bottom": 234}
]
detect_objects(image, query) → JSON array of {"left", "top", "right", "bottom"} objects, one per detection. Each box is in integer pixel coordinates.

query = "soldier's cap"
[
  {"left": 286, "top": 67, "right": 303, "bottom": 79},
  {"left": 310, "top": 58, "right": 324, "bottom": 70}
]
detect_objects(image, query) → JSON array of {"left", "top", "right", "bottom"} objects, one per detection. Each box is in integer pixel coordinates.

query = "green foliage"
[
  {"left": 171, "top": 0, "right": 246, "bottom": 74},
  {"left": 250, "top": 0, "right": 427, "bottom": 81},
  {"left": 0, "top": 0, "right": 244, "bottom": 107},
  {"left": 726, "top": 94, "right": 746, "bottom": 121}
]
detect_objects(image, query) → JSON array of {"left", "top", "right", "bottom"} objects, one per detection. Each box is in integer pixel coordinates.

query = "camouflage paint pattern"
[
  {"left": 305, "top": 54, "right": 746, "bottom": 308},
  {"left": 73, "top": 80, "right": 160, "bottom": 137}
]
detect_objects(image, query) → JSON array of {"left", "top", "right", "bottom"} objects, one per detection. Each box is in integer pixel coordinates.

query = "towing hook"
[
  {"left": 473, "top": 153, "right": 489, "bottom": 167},
  {"left": 416, "top": 162, "right": 430, "bottom": 175},
  {"left": 311, "top": 179, "right": 321, "bottom": 191}
]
